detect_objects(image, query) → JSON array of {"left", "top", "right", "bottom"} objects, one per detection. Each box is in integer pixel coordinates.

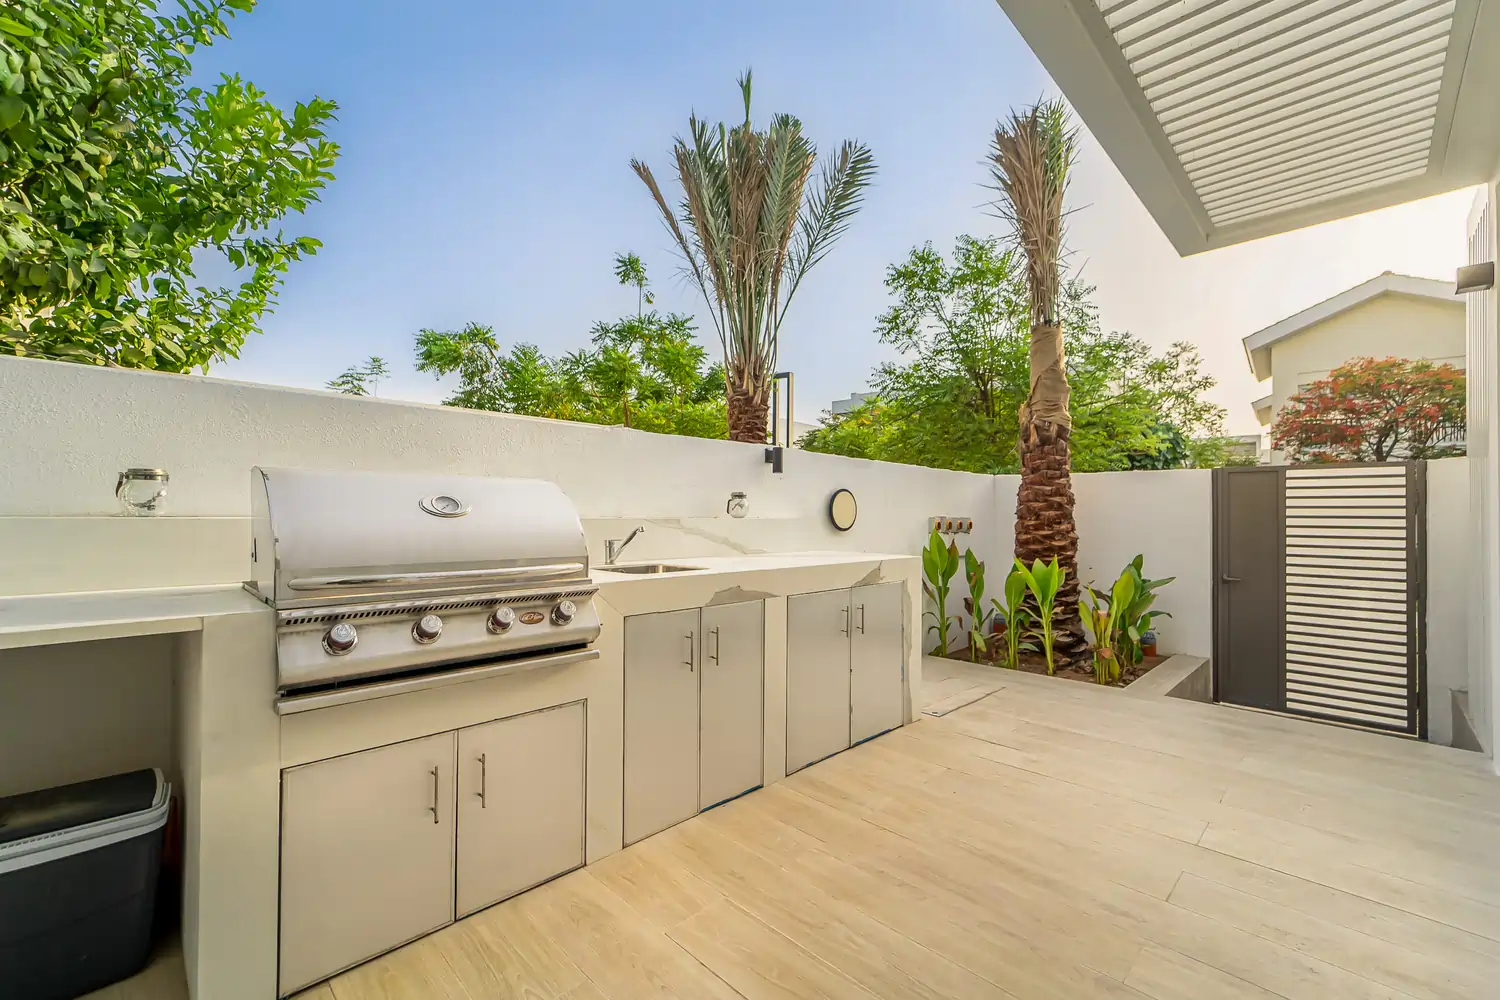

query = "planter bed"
[{"left": 938, "top": 645, "right": 1167, "bottom": 688}]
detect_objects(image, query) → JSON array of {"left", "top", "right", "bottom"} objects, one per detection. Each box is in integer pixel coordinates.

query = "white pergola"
[{"left": 997, "top": 0, "right": 1500, "bottom": 254}]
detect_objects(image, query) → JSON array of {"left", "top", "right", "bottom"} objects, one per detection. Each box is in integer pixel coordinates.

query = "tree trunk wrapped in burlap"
[{"left": 1015, "top": 322, "right": 1086, "bottom": 661}]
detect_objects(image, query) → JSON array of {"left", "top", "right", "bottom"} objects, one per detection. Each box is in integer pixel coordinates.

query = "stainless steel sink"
[{"left": 603, "top": 563, "right": 704, "bottom": 575}]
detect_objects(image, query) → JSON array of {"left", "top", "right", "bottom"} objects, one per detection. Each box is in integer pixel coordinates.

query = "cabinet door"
[
  {"left": 851, "top": 581, "right": 906, "bottom": 744},
  {"left": 456, "top": 702, "right": 586, "bottom": 917},
  {"left": 624, "top": 608, "right": 701, "bottom": 845},
  {"left": 279, "top": 732, "right": 456, "bottom": 997},
  {"left": 786, "top": 589, "right": 852, "bottom": 773},
  {"left": 699, "top": 601, "right": 764, "bottom": 809}
]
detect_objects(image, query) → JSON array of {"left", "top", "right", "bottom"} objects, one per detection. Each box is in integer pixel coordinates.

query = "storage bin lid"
[{"left": 0, "top": 769, "right": 169, "bottom": 873}]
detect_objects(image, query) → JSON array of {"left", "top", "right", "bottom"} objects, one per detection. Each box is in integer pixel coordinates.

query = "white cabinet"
[
  {"left": 787, "top": 582, "right": 906, "bottom": 774},
  {"left": 279, "top": 703, "right": 589, "bottom": 995},
  {"left": 279, "top": 732, "right": 457, "bottom": 997},
  {"left": 786, "top": 589, "right": 855, "bottom": 773},
  {"left": 851, "top": 582, "right": 906, "bottom": 744},
  {"left": 700, "top": 601, "right": 765, "bottom": 810},
  {"left": 624, "top": 602, "right": 765, "bottom": 845},
  {"left": 456, "top": 702, "right": 586, "bottom": 917},
  {"left": 623, "top": 608, "right": 701, "bottom": 845}
]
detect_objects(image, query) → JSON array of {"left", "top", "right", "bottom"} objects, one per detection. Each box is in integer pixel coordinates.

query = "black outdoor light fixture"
[
  {"left": 765, "top": 371, "right": 793, "bottom": 474},
  {"left": 1456, "top": 261, "right": 1495, "bottom": 295}
]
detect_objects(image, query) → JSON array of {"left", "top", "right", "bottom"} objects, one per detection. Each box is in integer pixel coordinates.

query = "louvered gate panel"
[{"left": 1282, "top": 464, "right": 1422, "bottom": 735}]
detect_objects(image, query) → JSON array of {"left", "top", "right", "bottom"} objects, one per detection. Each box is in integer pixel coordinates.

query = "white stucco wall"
[
  {"left": 0, "top": 354, "right": 1004, "bottom": 585},
  {"left": 1466, "top": 180, "right": 1500, "bottom": 761},
  {"left": 1425, "top": 456, "right": 1470, "bottom": 746},
  {"left": 1066, "top": 469, "right": 1213, "bottom": 657}
]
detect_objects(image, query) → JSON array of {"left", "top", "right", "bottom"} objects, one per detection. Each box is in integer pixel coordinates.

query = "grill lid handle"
[{"left": 286, "top": 562, "right": 587, "bottom": 592}]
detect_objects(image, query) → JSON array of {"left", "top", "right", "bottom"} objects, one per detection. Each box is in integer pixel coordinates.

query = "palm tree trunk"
[
  {"left": 1015, "top": 323, "right": 1086, "bottom": 662},
  {"left": 726, "top": 384, "right": 769, "bottom": 443}
]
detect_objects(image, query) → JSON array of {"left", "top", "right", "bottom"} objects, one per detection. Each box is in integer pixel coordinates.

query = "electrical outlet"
[{"left": 930, "top": 516, "right": 974, "bottom": 535}]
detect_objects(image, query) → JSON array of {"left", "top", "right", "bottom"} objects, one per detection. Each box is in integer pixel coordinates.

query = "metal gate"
[{"left": 1213, "top": 463, "right": 1426, "bottom": 737}]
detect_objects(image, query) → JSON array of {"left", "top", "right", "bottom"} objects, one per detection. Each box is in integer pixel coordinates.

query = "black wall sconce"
[
  {"left": 1457, "top": 261, "right": 1495, "bottom": 294},
  {"left": 765, "top": 371, "right": 793, "bottom": 474}
]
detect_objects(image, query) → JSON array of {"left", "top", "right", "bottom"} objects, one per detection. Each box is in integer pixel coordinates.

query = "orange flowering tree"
[{"left": 1271, "top": 357, "right": 1465, "bottom": 463}]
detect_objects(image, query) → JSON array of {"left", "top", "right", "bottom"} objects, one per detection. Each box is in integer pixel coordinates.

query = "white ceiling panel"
[{"left": 1094, "top": 0, "right": 1457, "bottom": 226}]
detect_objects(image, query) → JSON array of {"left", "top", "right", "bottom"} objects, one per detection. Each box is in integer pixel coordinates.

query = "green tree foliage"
[
  {"left": 0, "top": 0, "right": 339, "bottom": 370},
  {"left": 1272, "top": 356, "right": 1466, "bottom": 463},
  {"left": 326, "top": 356, "right": 388, "bottom": 396},
  {"left": 414, "top": 256, "right": 727, "bottom": 439},
  {"left": 799, "top": 236, "right": 1228, "bottom": 473},
  {"left": 612, "top": 251, "right": 652, "bottom": 317}
]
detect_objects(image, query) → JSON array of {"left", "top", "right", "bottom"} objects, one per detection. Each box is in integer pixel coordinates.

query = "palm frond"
[
  {"left": 781, "top": 138, "right": 876, "bottom": 326},
  {"left": 988, "top": 99, "right": 1077, "bottom": 327},
  {"left": 632, "top": 73, "right": 875, "bottom": 413}
]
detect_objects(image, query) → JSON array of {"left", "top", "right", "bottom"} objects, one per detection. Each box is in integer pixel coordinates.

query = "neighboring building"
[
  {"left": 1242, "top": 272, "right": 1466, "bottom": 461},
  {"left": 829, "top": 391, "right": 876, "bottom": 416},
  {"left": 1223, "top": 433, "right": 1267, "bottom": 466}
]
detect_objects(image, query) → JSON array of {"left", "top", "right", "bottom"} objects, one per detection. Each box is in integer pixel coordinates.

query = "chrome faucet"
[{"left": 604, "top": 526, "right": 645, "bottom": 565}]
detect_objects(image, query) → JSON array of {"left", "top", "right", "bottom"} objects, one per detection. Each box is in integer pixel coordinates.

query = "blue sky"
[{"left": 200, "top": 1, "right": 1474, "bottom": 432}]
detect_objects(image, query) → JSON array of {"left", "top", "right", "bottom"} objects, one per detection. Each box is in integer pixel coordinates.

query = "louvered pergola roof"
[{"left": 996, "top": 0, "right": 1500, "bottom": 255}]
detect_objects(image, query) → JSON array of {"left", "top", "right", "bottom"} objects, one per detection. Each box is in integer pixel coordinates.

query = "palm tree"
[
  {"left": 989, "top": 100, "right": 1086, "bottom": 662},
  {"left": 613, "top": 252, "right": 653, "bottom": 318},
  {"left": 632, "top": 71, "right": 876, "bottom": 442}
]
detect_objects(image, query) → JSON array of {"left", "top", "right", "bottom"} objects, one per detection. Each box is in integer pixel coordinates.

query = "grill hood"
[{"left": 249, "top": 467, "right": 591, "bottom": 610}]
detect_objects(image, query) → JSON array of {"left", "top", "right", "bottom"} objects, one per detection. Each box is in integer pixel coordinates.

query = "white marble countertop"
[
  {"left": 0, "top": 552, "right": 916, "bottom": 652},
  {"left": 593, "top": 550, "right": 913, "bottom": 583},
  {"left": 0, "top": 584, "right": 268, "bottom": 651},
  {"left": 594, "top": 551, "right": 912, "bottom": 590},
  {"left": 592, "top": 551, "right": 918, "bottom": 616}
]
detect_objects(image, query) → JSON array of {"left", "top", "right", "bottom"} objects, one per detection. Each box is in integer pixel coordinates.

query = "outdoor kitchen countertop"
[
  {"left": 592, "top": 551, "right": 917, "bottom": 611},
  {"left": 0, "top": 552, "right": 916, "bottom": 652},
  {"left": 0, "top": 583, "right": 268, "bottom": 651},
  {"left": 593, "top": 550, "right": 914, "bottom": 581}
]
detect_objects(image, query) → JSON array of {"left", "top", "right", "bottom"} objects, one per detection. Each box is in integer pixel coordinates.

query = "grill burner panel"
[{"left": 248, "top": 467, "right": 601, "bottom": 700}]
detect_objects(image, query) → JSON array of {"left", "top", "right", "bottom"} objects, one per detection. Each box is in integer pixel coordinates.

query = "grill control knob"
[
  {"left": 551, "top": 600, "right": 577, "bottom": 626},
  {"left": 487, "top": 606, "right": 516, "bottom": 634},
  {"left": 323, "top": 622, "right": 358, "bottom": 656},
  {"left": 412, "top": 614, "right": 444, "bottom": 644}
]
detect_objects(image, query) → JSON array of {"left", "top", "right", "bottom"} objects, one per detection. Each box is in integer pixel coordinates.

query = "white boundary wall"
[
  {"left": 0, "top": 354, "right": 1475, "bottom": 722},
  {"left": 1069, "top": 470, "right": 1214, "bottom": 657},
  {"left": 1426, "top": 457, "right": 1470, "bottom": 747},
  {"left": 1466, "top": 182, "right": 1499, "bottom": 760},
  {"left": 0, "top": 356, "right": 1003, "bottom": 602}
]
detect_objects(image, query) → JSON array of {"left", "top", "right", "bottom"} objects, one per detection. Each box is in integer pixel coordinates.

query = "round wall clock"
[{"left": 828, "top": 488, "right": 857, "bottom": 531}]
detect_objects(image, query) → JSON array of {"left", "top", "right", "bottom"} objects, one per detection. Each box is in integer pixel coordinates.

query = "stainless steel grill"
[{"left": 247, "top": 467, "right": 601, "bottom": 714}]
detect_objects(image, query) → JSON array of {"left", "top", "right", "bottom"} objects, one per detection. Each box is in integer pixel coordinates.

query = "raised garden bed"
[{"left": 939, "top": 641, "right": 1167, "bottom": 688}]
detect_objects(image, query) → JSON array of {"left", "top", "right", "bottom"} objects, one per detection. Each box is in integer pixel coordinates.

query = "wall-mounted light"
[
  {"left": 1456, "top": 262, "right": 1495, "bottom": 294},
  {"left": 764, "top": 371, "right": 793, "bottom": 475}
]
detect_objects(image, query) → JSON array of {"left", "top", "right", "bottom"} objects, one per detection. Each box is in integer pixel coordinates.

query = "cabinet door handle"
[
  {"left": 710, "top": 626, "right": 721, "bottom": 664},
  {"left": 477, "top": 753, "right": 487, "bottom": 808},
  {"left": 430, "top": 766, "right": 440, "bottom": 825},
  {"left": 841, "top": 606, "right": 850, "bottom": 636},
  {"left": 858, "top": 604, "right": 866, "bottom": 634},
  {"left": 685, "top": 631, "right": 695, "bottom": 671}
]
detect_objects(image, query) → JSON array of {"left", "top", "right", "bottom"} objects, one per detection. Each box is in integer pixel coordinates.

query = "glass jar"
[
  {"left": 116, "top": 468, "right": 169, "bottom": 516},
  {"left": 726, "top": 491, "right": 748, "bottom": 519}
]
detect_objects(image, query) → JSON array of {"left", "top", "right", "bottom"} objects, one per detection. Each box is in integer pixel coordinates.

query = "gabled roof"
[
  {"left": 1241, "top": 272, "right": 1462, "bottom": 381},
  {"left": 994, "top": 0, "right": 1500, "bottom": 255},
  {"left": 1251, "top": 393, "right": 1274, "bottom": 425}
]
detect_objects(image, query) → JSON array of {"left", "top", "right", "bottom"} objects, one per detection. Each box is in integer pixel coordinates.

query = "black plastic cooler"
[{"left": 0, "top": 768, "right": 171, "bottom": 1000}]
